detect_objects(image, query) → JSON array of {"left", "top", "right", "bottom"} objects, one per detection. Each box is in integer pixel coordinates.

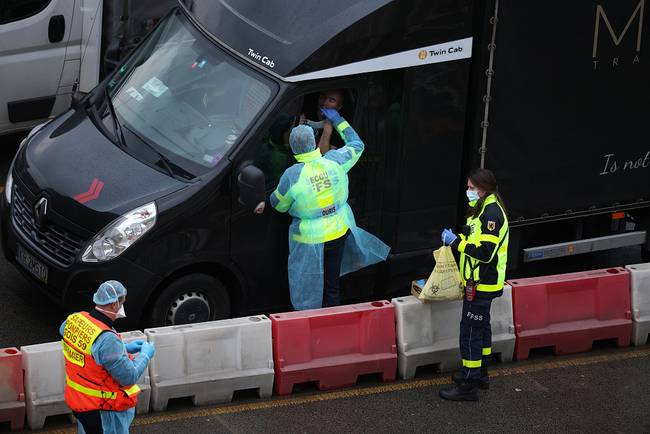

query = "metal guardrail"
[{"left": 523, "top": 230, "right": 647, "bottom": 262}]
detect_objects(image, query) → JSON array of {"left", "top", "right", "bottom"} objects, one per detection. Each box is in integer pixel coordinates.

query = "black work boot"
[
  {"left": 439, "top": 380, "right": 478, "bottom": 401},
  {"left": 451, "top": 370, "right": 489, "bottom": 390}
]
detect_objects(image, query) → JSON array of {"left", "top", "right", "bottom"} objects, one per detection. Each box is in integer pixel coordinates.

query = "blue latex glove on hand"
[
  {"left": 124, "top": 340, "right": 144, "bottom": 354},
  {"left": 441, "top": 228, "right": 457, "bottom": 245},
  {"left": 140, "top": 341, "right": 155, "bottom": 359},
  {"left": 319, "top": 108, "right": 344, "bottom": 125}
]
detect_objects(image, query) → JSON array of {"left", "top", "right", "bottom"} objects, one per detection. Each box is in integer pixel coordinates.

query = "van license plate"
[{"left": 17, "top": 245, "right": 48, "bottom": 284}]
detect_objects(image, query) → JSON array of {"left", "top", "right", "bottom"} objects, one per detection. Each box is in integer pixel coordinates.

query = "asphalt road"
[
  {"left": 30, "top": 346, "right": 650, "bottom": 434},
  {"left": 0, "top": 131, "right": 648, "bottom": 433}
]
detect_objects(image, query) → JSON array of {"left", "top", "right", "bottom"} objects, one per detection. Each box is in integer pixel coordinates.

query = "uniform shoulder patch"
[{"left": 487, "top": 221, "right": 496, "bottom": 231}]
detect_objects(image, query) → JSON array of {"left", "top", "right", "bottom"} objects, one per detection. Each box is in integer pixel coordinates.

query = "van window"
[
  {"left": 255, "top": 105, "right": 299, "bottom": 192},
  {"left": 107, "top": 11, "right": 277, "bottom": 176},
  {"left": 0, "top": 0, "right": 51, "bottom": 24},
  {"left": 300, "top": 89, "right": 355, "bottom": 153},
  {"left": 254, "top": 89, "right": 356, "bottom": 193}
]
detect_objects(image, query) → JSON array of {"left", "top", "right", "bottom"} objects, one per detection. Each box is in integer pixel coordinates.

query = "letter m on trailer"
[{"left": 593, "top": 0, "right": 645, "bottom": 57}]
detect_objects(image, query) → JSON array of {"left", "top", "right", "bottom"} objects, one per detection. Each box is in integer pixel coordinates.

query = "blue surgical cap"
[
  {"left": 93, "top": 280, "right": 127, "bottom": 305},
  {"left": 289, "top": 125, "right": 316, "bottom": 155}
]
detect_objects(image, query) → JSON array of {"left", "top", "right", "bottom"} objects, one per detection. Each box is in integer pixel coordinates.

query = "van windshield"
[{"left": 106, "top": 10, "right": 276, "bottom": 174}]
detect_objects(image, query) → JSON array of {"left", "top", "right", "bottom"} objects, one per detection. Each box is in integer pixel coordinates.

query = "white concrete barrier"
[
  {"left": 21, "top": 342, "right": 70, "bottom": 430},
  {"left": 121, "top": 330, "right": 152, "bottom": 414},
  {"left": 145, "top": 315, "right": 274, "bottom": 412},
  {"left": 625, "top": 263, "right": 650, "bottom": 346},
  {"left": 491, "top": 285, "right": 517, "bottom": 360},
  {"left": 392, "top": 285, "right": 515, "bottom": 380}
]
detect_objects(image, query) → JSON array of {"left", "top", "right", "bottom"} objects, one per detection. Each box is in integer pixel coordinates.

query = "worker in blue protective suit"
[
  {"left": 59, "top": 281, "right": 155, "bottom": 433},
  {"left": 270, "top": 107, "right": 390, "bottom": 310}
]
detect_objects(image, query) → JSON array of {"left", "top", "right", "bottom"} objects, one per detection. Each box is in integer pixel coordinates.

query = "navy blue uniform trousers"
[{"left": 459, "top": 297, "right": 493, "bottom": 380}]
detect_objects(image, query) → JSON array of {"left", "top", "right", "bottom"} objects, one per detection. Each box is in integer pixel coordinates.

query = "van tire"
[{"left": 147, "top": 274, "right": 231, "bottom": 327}]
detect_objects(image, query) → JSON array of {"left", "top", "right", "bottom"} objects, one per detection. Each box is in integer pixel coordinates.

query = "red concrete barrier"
[
  {"left": 271, "top": 301, "right": 397, "bottom": 395},
  {"left": 0, "top": 347, "right": 25, "bottom": 431},
  {"left": 510, "top": 267, "right": 632, "bottom": 360}
]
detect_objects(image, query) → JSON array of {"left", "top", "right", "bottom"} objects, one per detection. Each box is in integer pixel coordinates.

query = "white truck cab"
[{"left": 0, "top": 0, "right": 174, "bottom": 135}]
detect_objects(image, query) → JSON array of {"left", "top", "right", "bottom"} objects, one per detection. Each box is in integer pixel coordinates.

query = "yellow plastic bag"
[{"left": 419, "top": 246, "right": 463, "bottom": 302}]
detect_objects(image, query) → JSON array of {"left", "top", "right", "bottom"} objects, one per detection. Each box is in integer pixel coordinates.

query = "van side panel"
[{"left": 391, "top": 60, "right": 473, "bottom": 253}]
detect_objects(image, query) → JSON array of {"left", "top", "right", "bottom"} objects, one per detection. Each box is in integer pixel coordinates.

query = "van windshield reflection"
[{"left": 107, "top": 11, "right": 275, "bottom": 175}]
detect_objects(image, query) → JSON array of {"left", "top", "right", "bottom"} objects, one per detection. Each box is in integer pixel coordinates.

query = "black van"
[{"left": 2, "top": 0, "right": 649, "bottom": 328}]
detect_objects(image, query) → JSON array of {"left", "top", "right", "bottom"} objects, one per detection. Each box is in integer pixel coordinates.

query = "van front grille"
[{"left": 12, "top": 185, "right": 85, "bottom": 268}]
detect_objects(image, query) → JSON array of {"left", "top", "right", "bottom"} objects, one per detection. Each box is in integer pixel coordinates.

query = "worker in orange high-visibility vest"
[{"left": 60, "top": 281, "right": 155, "bottom": 433}]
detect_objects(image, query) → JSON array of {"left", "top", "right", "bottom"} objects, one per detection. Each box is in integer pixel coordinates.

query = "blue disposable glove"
[
  {"left": 319, "top": 108, "right": 344, "bottom": 126},
  {"left": 441, "top": 228, "right": 457, "bottom": 245},
  {"left": 124, "top": 340, "right": 144, "bottom": 354},
  {"left": 140, "top": 341, "right": 155, "bottom": 359}
]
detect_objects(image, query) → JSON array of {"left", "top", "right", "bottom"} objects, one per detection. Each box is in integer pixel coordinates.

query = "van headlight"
[
  {"left": 5, "top": 124, "right": 48, "bottom": 204},
  {"left": 82, "top": 202, "right": 157, "bottom": 262},
  {"left": 4, "top": 170, "right": 13, "bottom": 204},
  {"left": 4, "top": 137, "right": 28, "bottom": 205}
]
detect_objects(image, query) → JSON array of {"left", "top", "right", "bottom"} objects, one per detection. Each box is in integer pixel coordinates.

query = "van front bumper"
[{"left": 1, "top": 198, "right": 162, "bottom": 328}]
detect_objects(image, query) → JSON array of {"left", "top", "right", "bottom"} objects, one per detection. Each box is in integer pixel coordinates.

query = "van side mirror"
[
  {"left": 71, "top": 91, "right": 85, "bottom": 108},
  {"left": 237, "top": 164, "right": 266, "bottom": 214},
  {"left": 70, "top": 79, "right": 86, "bottom": 109}
]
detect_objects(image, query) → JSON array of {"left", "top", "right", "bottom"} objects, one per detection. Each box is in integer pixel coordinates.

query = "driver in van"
[
  {"left": 257, "top": 113, "right": 294, "bottom": 191},
  {"left": 270, "top": 107, "right": 390, "bottom": 310},
  {"left": 300, "top": 89, "right": 345, "bottom": 155}
]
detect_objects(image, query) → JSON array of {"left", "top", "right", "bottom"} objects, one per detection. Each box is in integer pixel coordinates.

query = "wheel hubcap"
[{"left": 166, "top": 291, "right": 210, "bottom": 325}]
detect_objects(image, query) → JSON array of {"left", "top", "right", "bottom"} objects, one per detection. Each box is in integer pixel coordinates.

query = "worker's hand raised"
[
  {"left": 124, "top": 340, "right": 144, "bottom": 354},
  {"left": 319, "top": 108, "right": 343, "bottom": 125},
  {"left": 141, "top": 341, "right": 156, "bottom": 359}
]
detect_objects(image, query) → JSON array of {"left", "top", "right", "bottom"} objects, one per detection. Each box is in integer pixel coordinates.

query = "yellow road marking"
[{"left": 41, "top": 347, "right": 650, "bottom": 433}]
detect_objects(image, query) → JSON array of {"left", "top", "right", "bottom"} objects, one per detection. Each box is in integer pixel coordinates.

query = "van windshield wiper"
[
  {"left": 104, "top": 87, "right": 126, "bottom": 149},
  {"left": 122, "top": 124, "right": 189, "bottom": 180}
]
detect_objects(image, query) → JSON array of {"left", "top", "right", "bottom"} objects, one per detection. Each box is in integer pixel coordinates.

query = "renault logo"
[{"left": 34, "top": 197, "right": 48, "bottom": 230}]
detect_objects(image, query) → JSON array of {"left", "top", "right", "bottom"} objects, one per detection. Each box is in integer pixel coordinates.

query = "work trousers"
[
  {"left": 459, "top": 297, "right": 493, "bottom": 380},
  {"left": 322, "top": 231, "right": 349, "bottom": 307},
  {"left": 74, "top": 410, "right": 102, "bottom": 434}
]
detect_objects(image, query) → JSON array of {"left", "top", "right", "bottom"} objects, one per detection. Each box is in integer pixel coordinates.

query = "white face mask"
[
  {"left": 306, "top": 119, "right": 326, "bottom": 130},
  {"left": 116, "top": 304, "right": 126, "bottom": 319},
  {"left": 466, "top": 189, "right": 480, "bottom": 202}
]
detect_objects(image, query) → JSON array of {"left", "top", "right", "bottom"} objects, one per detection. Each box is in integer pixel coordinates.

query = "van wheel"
[{"left": 148, "top": 274, "right": 230, "bottom": 327}]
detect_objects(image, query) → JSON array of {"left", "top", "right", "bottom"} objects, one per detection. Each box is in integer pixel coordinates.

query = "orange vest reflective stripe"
[{"left": 62, "top": 312, "right": 140, "bottom": 412}]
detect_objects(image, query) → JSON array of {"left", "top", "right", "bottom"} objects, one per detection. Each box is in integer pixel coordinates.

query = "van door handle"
[{"left": 48, "top": 15, "right": 66, "bottom": 43}]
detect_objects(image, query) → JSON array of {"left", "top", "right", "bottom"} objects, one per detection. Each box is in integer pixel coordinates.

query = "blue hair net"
[
  {"left": 93, "top": 280, "right": 127, "bottom": 305},
  {"left": 289, "top": 125, "right": 316, "bottom": 155}
]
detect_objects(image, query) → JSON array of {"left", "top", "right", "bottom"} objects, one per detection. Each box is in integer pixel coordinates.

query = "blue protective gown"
[
  {"left": 270, "top": 119, "right": 390, "bottom": 309},
  {"left": 59, "top": 319, "right": 150, "bottom": 434}
]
